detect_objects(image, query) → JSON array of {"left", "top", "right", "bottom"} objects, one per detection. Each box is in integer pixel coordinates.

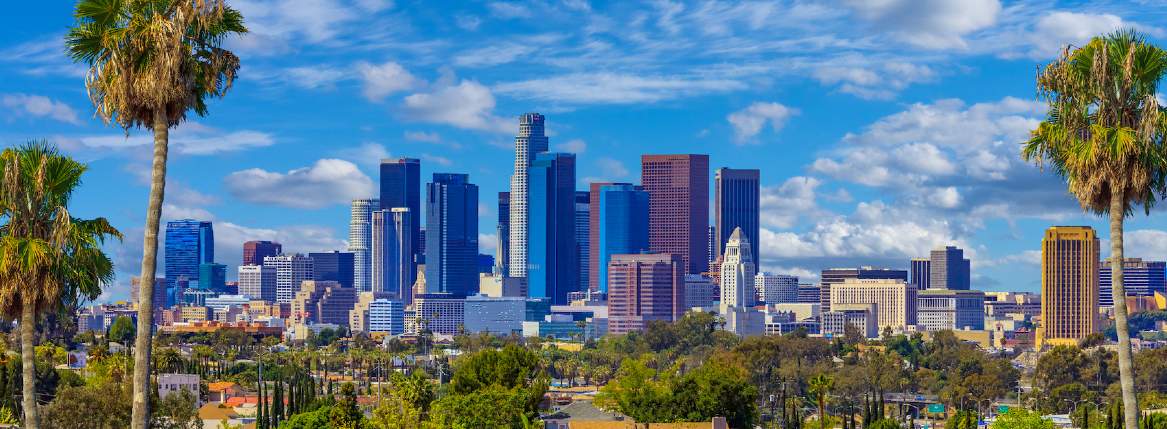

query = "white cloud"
[
  {"left": 556, "top": 139, "right": 587, "bottom": 153},
  {"left": 283, "top": 66, "right": 348, "bottom": 89},
  {"left": 79, "top": 123, "right": 276, "bottom": 155},
  {"left": 230, "top": 0, "right": 358, "bottom": 54},
  {"left": 454, "top": 43, "right": 539, "bottom": 68},
  {"left": 1, "top": 93, "right": 80, "bottom": 124},
  {"left": 421, "top": 153, "right": 453, "bottom": 166},
  {"left": 402, "top": 80, "right": 510, "bottom": 133},
  {"left": 488, "top": 2, "right": 532, "bottom": 19},
  {"left": 456, "top": 15, "right": 482, "bottom": 31},
  {"left": 224, "top": 159, "right": 374, "bottom": 209},
  {"left": 357, "top": 61, "right": 423, "bottom": 101},
  {"left": 335, "top": 142, "right": 391, "bottom": 168},
  {"left": 479, "top": 233, "right": 499, "bottom": 254},
  {"left": 845, "top": 0, "right": 1001, "bottom": 49},
  {"left": 583, "top": 157, "right": 631, "bottom": 184},
  {"left": 761, "top": 176, "right": 821, "bottom": 229},
  {"left": 1027, "top": 12, "right": 1127, "bottom": 58},
  {"left": 404, "top": 131, "right": 442, "bottom": 143},
  {"left": 982, "top": 250, "right": 1041, "bottom": 268},
  {"left": 930, "top": 186, "right": 961, "bottom": 209},
  {"left": 813, "top": 61, "right": 936, "bottom": 100},
  {"left": 760, "top": 201, "right": 960, "bottom": 260},
  {"left": 727, "top": 102, "right": 798, "bottom": 143},
  {"left": 494, "top": 72, "right": 746, "bottom": 105},
  {"left": 1122, "top": 230, "right": 1167, "bottom": 260}
]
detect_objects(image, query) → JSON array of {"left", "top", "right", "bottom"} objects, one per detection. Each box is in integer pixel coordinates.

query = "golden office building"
[{"left": 1037, "top": 226, "right": 1100, "bottom": 348}]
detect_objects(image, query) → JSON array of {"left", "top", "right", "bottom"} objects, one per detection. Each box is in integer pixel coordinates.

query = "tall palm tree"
[
  {"left": 65, "top": 2, "right": 246, "bottom": 427},
  {"left": 1023, "top": 30, "right": 1167, "bottom": 429},
  {"left": 809, "top": 373, "right": 834, "bottom": 429},
  {"left": 0, "top": 141, "right": 120, "bottom": 429}
]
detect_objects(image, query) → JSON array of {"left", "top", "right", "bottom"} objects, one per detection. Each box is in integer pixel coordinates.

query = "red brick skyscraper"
[
  {"left": 243, "top": 240, "right": 282, "bottom": 266},
  {"left": 640, "top": 154, "right": 709, "bottom": 275}
]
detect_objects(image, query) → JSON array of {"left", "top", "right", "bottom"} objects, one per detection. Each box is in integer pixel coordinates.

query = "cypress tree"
[{"left": 257, "top": 381, "right": 266, "bottom": 429}]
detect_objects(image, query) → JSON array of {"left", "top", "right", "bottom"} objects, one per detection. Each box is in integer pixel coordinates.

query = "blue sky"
[{"left": 3, "top": 0, "right": 1167, "bottom": 302}]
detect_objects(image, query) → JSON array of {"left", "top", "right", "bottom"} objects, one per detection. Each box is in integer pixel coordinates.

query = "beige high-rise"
[
  {"left": 829, "top": 278, "right": 917, "bottom": 332},
  {"left": 1037, "top": 226, "right": 1099, "bottom": 348}
]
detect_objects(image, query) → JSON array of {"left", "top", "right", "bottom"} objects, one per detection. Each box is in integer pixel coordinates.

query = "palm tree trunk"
[
  {"left": 131, "top": 109, "right": 170, "bottom": 429},
  {"left": 20, "top": 301, "right": 38, "bottom": 429},
  {"left": 1110, "top": 193, "right": 1139, "bottom": 429}
]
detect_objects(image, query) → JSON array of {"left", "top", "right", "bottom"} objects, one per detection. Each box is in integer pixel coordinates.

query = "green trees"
[
  {"left": 991, "top": 409, "right": 1055, "bottom": 429},
  {"left": 108, "top": 316, "right": 135, "bottom": 346},
  {"left": 595, "top": 355, "right": 758, "bottom": 428},
  {"left": 65, "top": 3, "right": 247, "bottom": 427},
  {"left": 448, "top": 344, "right": 547, "bottom": 418},
  {"left": 809, "top": 374, "right": 834, "bottom": 429},
  {"left": 328, "top": 383, "right": 362, "bottom": 429},
  {"left": 1023, "top": 30, "right": 1167, "bottom": 429}
]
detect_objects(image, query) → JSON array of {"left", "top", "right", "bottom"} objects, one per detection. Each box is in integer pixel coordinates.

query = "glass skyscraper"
[
  {"left": 508, "top": 113, "right": 549, "bottom": 279},
  {"left": 379, "top": 158, "right": 420, "bottom": 279},
  {"left": 426, "top": 173, "right": 479, "bottom": 297},
  {"left": 597, "top": 184, "right": 650, "bottom": 293},
  {"left": 348, "top": 199, "right": 379, "bottom": 292},
  {"left": 164, "top": 219, "right": 214, "bottom": 306},
  {"left": 715, "top": 168, "right": 759, "bottom": 266},
  {"left": 310, "top": 251, "right": 355, "bottom": 289},
  {"left": 527, "top": 152, "right": 577, "bottom": 305},
  {"left": 1100, "top": 258, "right": 1166, "bottom": 307}
]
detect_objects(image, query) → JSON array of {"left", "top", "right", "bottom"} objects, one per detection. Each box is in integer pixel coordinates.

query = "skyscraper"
[
  {"left": 198, "top": 263, "right": 227, "bottom": 292},
  {"left": 527, "top": 153, "right": 577, "bottom": 304},
  {"left": 715, "top": 168, "right": 760, "bottom": 265},
  {"left": 372, "top": 208, "right": 414, "bottom": 305},
  {"left": 597, "top": 184, "right": 650, "bottom": 293},
  {"left": 641, "top": 154, "right": 709, "bottom": 275},
  {"left": 575, "top": 191, "right": 590, "bottom": 296},
  {"left": 819, "top": 267, "right": 908, "bottom": 312},
  {"left": 164, "top": 219, "right": 214, "bottom": 305},
  {"left": 243, "top": 240, "right": 282, "bottom": 266},
  {"left": 929, "top": 245, "right": 971, "bottom": 290},
  {"left": 310, "top": 251, "right": 355, "bottom": 289},
  {"left": 509, "top": 113, "right": 549, "bottom": 279},
  {"left": 829, "top": 278, "right": 918, "bottom": 331},
  {"left": 719, "top": 227, "right": 756, "bottom": 309},
  {"left": 348, "top": 199, "right": 379, "bottom": 292},
  {"left": 497, "top": 191, "right": 510, "bottom": 276},
  {"left": 588, "top": 182, "right": 625, "bottom": 292},
  {"left": 379, "top": 158, "right": 421, "bottom": 278},
  {"left": 1100, "top": 258, "right": 1166, "bottom": 307},
  {"left": 237, "top": 264, "right": 277, "bottom": 302},
  {"left": 910, "top": 258, "right": 931, "bottom": 290},
  {"left": 756, "top": 272, "right": 798, "bottom": 304},
  {"left": 607, "top": 253, "right": 685, "bottom": 335},
  {"left": 264, "top": 254, "right": 314, "bottom": 303},
  {"left": 426, "top": 173, "right": 479, "bottom": 297},
  {"left": 1038, "top": 226, "right": 1100, "bottom": 348}
]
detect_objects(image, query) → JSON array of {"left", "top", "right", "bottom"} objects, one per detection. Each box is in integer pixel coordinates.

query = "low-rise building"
[
  {"left": 158, "top": 373, "right": 200, "bottom": 404},
  {"left": 463, "top": 295, "right": 525, "bottom": 335},
  {"left": 917, "top": 289, "right": 985, "bottom": 332},
  {"left": 822, "top": 303, "right": 878, "bottom": 339}
]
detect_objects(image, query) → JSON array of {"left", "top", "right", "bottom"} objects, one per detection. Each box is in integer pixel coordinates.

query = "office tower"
[
  {"left": 797, "top": 284, "right": 820, "bottom": 303},
  {"left": 684, "top": 274, "right": 718, "bottom": 309},
  {"left": 1100, "top": 258, "right": 1166, "bottom": 307},
  {"left": 707, "top": 226, "right": 716, "bottom": 268},
  {"left": 412, "top": 293, "right": 466, "bottom": 335},
  {"left": 917, "top": 289, "right": 985, "bottom": 331},
  {"left": 509, "top": 113, "right": 549, "bottom": 278},
  {"left": 527, "top": 153, "right": 577, "bottom": 304},
  {"left": 575, "top": 191, "right": 590, "bottom": 296},
  {"left": 588, "top": 182, "right": 625, "bottom": 292},
  {"left": 715, "top": 168, "right": 760, "bottom": 265},
  {"left": 426, "top": 173, "right": 479, "bottom": 297},
  {"left": 380, "top": 158, "right": 421, "bottom": 276},
  {"left": 290, "top": 280, "right": 358, "bottom": 325},
  {"left": 367, "top": 299, "right": 405, "bottom": 335},
  {"left": 597, "top": 184, "right": 650, "bottom": 293},
  {"left": 372, "top": 208, "right": 414, "bottom": 304},
  {"left": 348, "top": 199, "right": 379, "bottom": 292},
  {"left": 463, "top": 295, "right": 526, "bottom": 334},
  {"left": 607, "top": 253, "right": 685, "bottom": 335},
  {"left": 348, "top": 291, "right": 394, "bottom": 333},
  {"left": 719, "top": 227, "right": 756, "bottom": 309},
  {"left": 641, "top": 154, "right": 710, "bottom": 275},
  {"left": 477, "top": 254, "right": 494, "bottom": 273},
  {"left": 264, "top": 254, "right": 314, "bottom": 303},
  {"left": 819, "top": 267, "right": 908, "bottom": 312},
  {"left": 756, "top": 272, "right": 799, "bottom": 304},
  {"left": 497, "top": 191, "right": 510, "bottom": 276},
  {"left": 164, "top": 219, "right": 214, "bottom": 299},
  {"left": 418, "top": 229, "right": 426, "bottom": 262},
  {"left": 929, "top": 245, "right": 971, "bottom": 290},
  {"left": 910, "top": 258, "right": 931, "bottom": 290},
  {"left": 829, "top": 278, "right": 917, "bottom": 332},
  {"left": 1038, "top": 226, "right": 1100, "bottom": 348},
  {"left": 198, "top": 263, "right": 227, "bottom": 292},
  {"left": 243, "top": 240, "right": 282, "bottom": 266},
  {"left": 310, "top": 251, "right": 355, "bottom": 289},
  {"left": 237, "top": 265, "right": 276, "bottom": 302},
  {"left": 131, "top": 276, "right": 167, "bottom": 310}
]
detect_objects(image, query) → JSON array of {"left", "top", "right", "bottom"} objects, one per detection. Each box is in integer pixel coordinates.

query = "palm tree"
[
  {"left": 1023, "top": 30, "right": 1167, "bottom": 429},
  {"left": 65, "top": 2, "right": 246, "bottom": 427},
  {"left": 0, "top": 141, "right": 120, "bottom": 429},
  {"left": 809, "top": 373, "right": 834, "bottom": 429}
]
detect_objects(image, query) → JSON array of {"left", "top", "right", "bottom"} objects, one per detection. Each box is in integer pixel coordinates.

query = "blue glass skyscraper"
[
  {"left": 380, "top": 158, "right": 421, "bottom": 278},
  {"left": 165, "top": 219, "right": 213, "bottom": 306},
  {"left": 425, "top": 173, "right": 479, "bottom": 297},
  {"left": 527, "top": 152, "right": 577, "bottom": 304},
  {"left": 597, "top": 184, "right": 650, "bottom": 293}
]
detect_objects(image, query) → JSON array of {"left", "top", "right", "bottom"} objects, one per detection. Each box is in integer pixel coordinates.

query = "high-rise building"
[
  {"left": 310, "top": 251, "right": 354, "bottom": 289},
  {"left": 719, "top": 227, "right": 756, "bottom": 309},
  {"left": 379, "top": 158, "right": 421, "bottom": 279},
  {"left": 348, "top": 199, "right": 380, "bottom": 292},
  {"left": 929, "top": 246, "right": 971, "bottom": 290},
  {"left": 367, "top": 299, "right": 405, "bottom": 335},
  {"left": 243, "top": 240, "right": 282, "bottom": 266},
  {"left": 588, "top": 182, "right": 621, "bottom": 292},
  {"left": 412, "top": 293, "right": 465, "bottom": 335},
  {"left": 1100, "top": 258, "right": 1166, "bottom": 307},
  {"left": 820, "top": 267, "right": 908, "bottom": 312},
  {"left": 684, "top": 274, "right": 718, "bottom": 309},
  {"left": 1038, "top": 226, "right": 1100, "bottom": 348},
  {"left": 527, "top": 153, "right": 577, "bottom": 304},
  {"left": 917, "top": 289, "right": 985, "bottom": 331},
  {"left": 372, "top": 208, "right": 414, "bottom": 304},
  {"left": 596, "top": 184, "right": 650, "bottom": 293},
  {"left": 348, "top": 291, "right": 394, "bottom": 333},
  {"left": 426, "top": 173, "right": 479, "bottom": 297},
  {"left": 715, "top": 168, "right": 760, "bottom": 266},
  {"left": 264, "top": 254, "right": 314, "bottom": 303},
  {"left": 463, "top": 295, "right": 526, "bottom": 334},
  {"left": 237, "top": 265, "right": 276, "bottom": 302},
  {"left": 290, "top": 280, "right": 357, "bottom": 325},
  {"left": 164, "top": 219, "right": 214, "bottom": 304},
  {"left": 797, "top": 283, "right": 820, "bottom": 304},
  {"left": 641, "top": 154, "right": 710, "bottom": 275},
  {"left": 198, "top": 263, "right": 227, "bottom": 292},
  {"left": 575, "top": 191, "right": 590, "bottom": 296},
  {"left": 497, "top": 191, "right": 510, "bottom": 276},
  {"left": 509, "top": 113, "right": 549, "bottom": 279},
  {"left": 910, "top": 258, "right": 931, "bottom": 290},
  {"left": 607, "top": 253, "right": 685, "bottom": 335},
  {"left": 707, "top": 226, "right": 716, "bottom": 268},
  {"left": 756, "top": 272, "right": 799, "bottom": 304},
  {"left": 829, "top": 278, "right": 917, "bottom": 332}
]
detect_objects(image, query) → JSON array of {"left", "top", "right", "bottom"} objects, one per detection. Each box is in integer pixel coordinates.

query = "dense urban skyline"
[{"left": 4, "top": 1, "right": 1167, "bottom": 303}]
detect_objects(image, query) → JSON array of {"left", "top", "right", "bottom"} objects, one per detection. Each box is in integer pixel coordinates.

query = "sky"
[{"left": 3, "top": 0, "right": 1167, "bottom": 302}]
